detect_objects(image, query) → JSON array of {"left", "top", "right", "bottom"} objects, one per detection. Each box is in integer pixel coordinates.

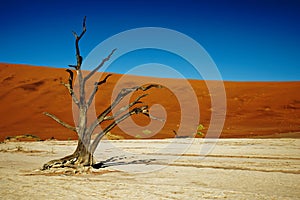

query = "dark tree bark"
[{"left": 42, "top": 17, "right": 162, "bottom": 171}]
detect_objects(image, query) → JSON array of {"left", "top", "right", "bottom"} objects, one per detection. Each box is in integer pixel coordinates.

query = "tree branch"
[
  {"left": 43, "top": 112, "right": 77, "bottom": 132},
  {"left": 142, "top": 111, "right": 166, "bottom": 122},
  {"left": 84, "top": 49, "right": 116, "bottom": 81},
  {"left": 96, "top": 73, "right": 112, "bottom": 86},
  {"left": 90, "top": 106, "right": 149, "bottom": 153},
  {"left": 136, "top": 84, "right": 164, "bottom": 91},
  {"left": 87, "top": 84, "right": 161, "bottom": 137},
  {"left": 103, "top": 93, "right": 148, "bottom": 121},
  {"left": 68, "top": 64, "right": 77, "bottom": 69},
  {"left": 86, "top": 74, "right": 112, "bottom": 108},
  {"left": 71, "top": 16, "right": 86, "bottom": 70},
  {"left": 61, "top": 69, "right": 79, "bottom": 105},
  {"left": 110, "top": 84, "right": 162, "bottom": 113},
  {"left": 66, "top": 69, "right": 74, "bottom": 85}
]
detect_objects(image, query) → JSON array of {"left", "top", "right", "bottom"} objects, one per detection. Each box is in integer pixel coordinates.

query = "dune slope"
[{"left": 0, "top": 63, "right": 299, "bottom": 140}]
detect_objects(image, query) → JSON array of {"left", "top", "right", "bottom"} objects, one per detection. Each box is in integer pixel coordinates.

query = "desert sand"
[
  {"left": 0, "top": 63, "right": 299, "bottom": 141},
  {"left": 0, "top": 138, "right": 299, "bottom": 199}
]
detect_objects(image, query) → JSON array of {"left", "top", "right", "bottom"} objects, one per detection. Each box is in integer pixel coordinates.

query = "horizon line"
[{"left": 1, "top": 62, "right": 299, "bottom": 83}]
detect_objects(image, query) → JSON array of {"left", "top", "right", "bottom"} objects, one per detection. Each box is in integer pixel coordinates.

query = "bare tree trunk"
[
  {"left": 72, "top": 138, "right": 94, "bottom": 166},
  {"left": 42, "top": 17, "right": 162, "bottom": 173},
  {"left": 42, "top": 138, "right": 94, "bottom": 170}
]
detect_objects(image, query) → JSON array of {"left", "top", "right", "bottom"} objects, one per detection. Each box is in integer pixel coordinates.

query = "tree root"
[
  {"left": 42, "top": 153, "right": 96, "bottom": 175},
  {"left": 42, "top": 156, "right": 77, "bottom": 170}
]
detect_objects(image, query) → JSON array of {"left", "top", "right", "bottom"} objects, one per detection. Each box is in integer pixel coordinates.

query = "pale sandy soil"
[{"left": 0, "top": 138, "right": 299, "bottom": 199}]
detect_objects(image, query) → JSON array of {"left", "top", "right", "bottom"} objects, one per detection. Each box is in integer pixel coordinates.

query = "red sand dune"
[{"left": 0, "top": 63, "right": 299, "bottom": 141}]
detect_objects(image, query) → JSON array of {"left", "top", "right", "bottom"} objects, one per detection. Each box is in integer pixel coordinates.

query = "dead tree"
[{"left": 42, "top": 17, "right": 161, "bottom": 170}]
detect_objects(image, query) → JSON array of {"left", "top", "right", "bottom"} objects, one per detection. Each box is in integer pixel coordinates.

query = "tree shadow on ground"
[{"left": 92, "top": 155, "right": 156, "bottom": 169}]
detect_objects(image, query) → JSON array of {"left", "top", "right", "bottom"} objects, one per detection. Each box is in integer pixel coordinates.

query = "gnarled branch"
[
  {"left": 90, "top": 106, "right": 149, "bottom": 153},
  {"left": 86, "top": 74, "right": 112, "bottom": 108},
  {"left": 110, "top": 84, "right": 162, "bottom": 113},
  {"left": 61, "top": 69, "right": 79, "bottom": 105},
  {"left": 68, "top": 64, "right": 77, "bottom": 69},
  {"left": 142, "top": 111, "right": 165, "bottom": 122},
  {"left": 87, "top": 84, "right": 161, "bottom": 136},
  {"left": 96, "top": 73, "right": 112, "bottom": 86},
  {"left": 71, "top": 16, "right": 86, "bottom": 69},
  {"left": 84, "top": 49, "right": 117, "bottom": 81},
  {"left": 43, "top": 112, "right": 77, "bottom": 132},
  {"left": 66, "top": 69, "right": 74, "bottom": 86},
  {"left": 103, "top": 93, "right": 148, "bottom": 121}
]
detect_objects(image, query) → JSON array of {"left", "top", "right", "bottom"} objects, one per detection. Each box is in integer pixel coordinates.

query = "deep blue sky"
[{"left": 1, "top": 0, "right": 299, "bottom": 81}]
